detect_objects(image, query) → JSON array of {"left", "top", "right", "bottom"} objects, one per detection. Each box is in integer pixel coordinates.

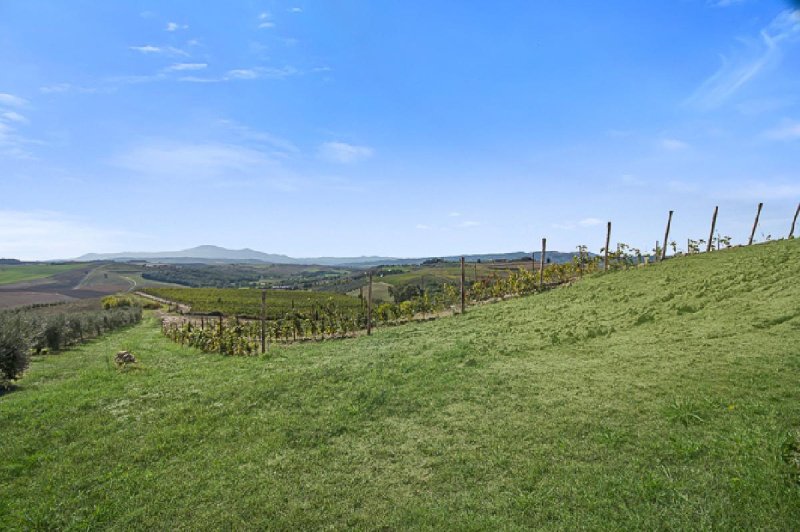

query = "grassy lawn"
[
  {"left": 0, "top": 263, "right": 88, "bottom": 286},
  {"left": 347, "top": 281, "right": 394, "bottom": 302},
  {"left": 2, "top": 240, "right": 799, "bottom": 529}
]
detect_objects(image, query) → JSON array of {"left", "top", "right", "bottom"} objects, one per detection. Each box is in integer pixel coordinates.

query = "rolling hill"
[
  {"left": 74, "top": 245, "right": 584, "bottom": 267},
  {"left": 3, "top": 239, "right": 799, "bottom": 528}
]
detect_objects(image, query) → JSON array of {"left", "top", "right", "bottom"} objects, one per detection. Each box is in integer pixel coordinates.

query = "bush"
[
  {"left": 102, "top": 295, "right": 133, "bottom": 310},
  {"left": 0, "top": 302, "right": 143, "bottom": 386},
  {"left": 0, "top": 313, "right": 30, "bottom": 389}
]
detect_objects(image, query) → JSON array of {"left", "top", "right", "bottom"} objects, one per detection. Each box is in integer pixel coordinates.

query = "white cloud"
[
  {"left": 0, "top": 210, "right": 136, "bottom": 261},
  {"left": 129, "top": 45, "right": 161, "bottom": 54},
  {"left": 552, "top": 218, "right": 604, "bottom": 230},
  {"left": 227, "top": 69, "right": 260, "bottom": 80},
  {"left": 763, "top": 119, "right": 800, "bottom": 140},
  {"left": 415, "top": 224, "right": 430, "bottom": 230},
  {"left": 710, "top": 0, "right": 746, "bottom": 7},
  {"left": 1, "top": 111, "right": 28, "bottom": 124},
  {"left": 217, "top": 119, "right": 299, "bottom": 154},
  {"left": 0, "top": 115, "right": 38, "bottom": 159},
  {"left": 319, "top": 141, "right": 374, "bottom": 164},
  {"left": 578, "top": 218, "right": 603, "bottom": 227},
  {"left": 458, "top": 220, "right": 480, "bottom": 228},
  {"left": 166, "top": 22, "right": 188, "bottom": 32},
  {"left": 448, "top": 211, "right": 462, "bottom": 217},
  {"left": 0, "top": 93, "right": 27, "bottom": 107},
  {"left": 39, "top": 83, "right": 98, "bottom": 94},
  {"left": 181, "top": 67, "right": 298, "bottom": 83},
  {"left": 686, "top": 9, "right": 800, "bottom": 109},
  {"left": 111, "top": 140, "right": 299, "bottom": 190},
  {"left": 258, "top": 12, "right": 275, "bottom": 28},
  {"left": 660, "top": 138, "right": 689, "bottom": 151},
  {"left": 164, "top": 63, "right": 208, "bottom": 72},
  {"left": 129, "top": 45, "right": 188, "bottom": 56},
  {"left": 289, "top": 7, "right": 303, "bottom": 13}
]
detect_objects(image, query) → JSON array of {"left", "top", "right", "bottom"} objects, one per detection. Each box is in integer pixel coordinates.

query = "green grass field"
[
  {"left": 346, "top": 281, "right": 393, "bottom": 302},
  {"left": 2, "top": 240, "right": 800, "bottom": 528},
  {"left": 0, "top": 263, "right": 88, "bottom": 286}
]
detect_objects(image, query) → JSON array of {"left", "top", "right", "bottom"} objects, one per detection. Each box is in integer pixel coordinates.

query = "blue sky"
[{"left": 1, "top": 0, "right": 799, "bottom": 260}]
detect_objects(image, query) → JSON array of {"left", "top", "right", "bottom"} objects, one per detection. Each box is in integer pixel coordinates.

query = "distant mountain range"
[{"left": 74, "top": 245, "right": 584, "bottom": 267}]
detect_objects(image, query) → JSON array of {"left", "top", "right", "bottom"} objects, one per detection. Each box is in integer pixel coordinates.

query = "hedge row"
[{"left": 0, "top": 305, "right": 142, "bottom": 389}]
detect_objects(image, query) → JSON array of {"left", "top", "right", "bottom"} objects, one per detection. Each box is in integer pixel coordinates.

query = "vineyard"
[
  {"left": 154, "top": 253, "right": 609, "bottom": 355},
  {"left": 143, "top": 287, "right": 362, "bottom": 317}
]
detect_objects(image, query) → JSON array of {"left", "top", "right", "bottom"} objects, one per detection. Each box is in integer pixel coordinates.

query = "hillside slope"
[{"left": 2, "top": 240, "right": 800, "bottom": 529}]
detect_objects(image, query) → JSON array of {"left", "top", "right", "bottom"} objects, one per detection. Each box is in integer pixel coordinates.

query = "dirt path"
[{"left": 135, "top": 291, "right": 190, "bottom": 313}]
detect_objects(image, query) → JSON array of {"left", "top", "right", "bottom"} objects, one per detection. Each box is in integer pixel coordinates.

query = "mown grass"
[
  {"left": 0, "top": 263, "right": 88, "bottom": 286},
  {"left": 2, "top": 240, "right": 800, "bottom": 529}
]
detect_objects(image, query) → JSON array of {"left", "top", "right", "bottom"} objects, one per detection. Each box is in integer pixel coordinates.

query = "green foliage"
[
  {"left": 101, "top": 295, "right": 133, "bottom": 309},
  {"left": 144, "top": 288, "right": 361, "bottom": 318},
  {"left": 0, "top": 304, "right": 143, "bottom": 359},
  {"left": 0, "top": 313, "right": 30, "bottom": 388}
]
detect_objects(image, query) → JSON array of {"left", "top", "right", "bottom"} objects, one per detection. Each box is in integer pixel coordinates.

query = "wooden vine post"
[
  {"left": 367, "top": 270, "right": 373, "bottom": 336},
  {"left": 604, "top": 223, "right": 611, "bottom": 271},
  {"left": 460, "top": 256, "right": 466, "bottom": 314},
  {"left": 662, "top": 211, "right": 673, "bottom": 261},
  {"left": 789, "top": 203, "right": 800, "bottom": 239},
  {"left": 707, "top": 206, "right": 718, "bottom": 253},
  {"left": 260, "top": 289, "right": 266, "bottom": 354},
  {"left": 218, "top": 315, "right": 223, "bottom": 355},
  {"left": 539, "top": 238, "right": 547, "bottom": 288},
  {"left": 748, "top": 202, "right": 763, "bottom": 245}
]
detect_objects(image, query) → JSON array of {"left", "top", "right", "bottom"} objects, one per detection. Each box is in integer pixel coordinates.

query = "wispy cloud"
[
  {"left": 1, "top": 111, "right": 28, "bottom": 124},
  {"left": 763, "top": 119, "right": 800, "bottom": 140},
  {"left": 258, "top": 12, "right": 275, "bottom": 29},
  {"left": 415, "top": 224, "right": 430, "bottom": 230},
  {"left": 319, "top": 141, "right": 374, "bottom": 164},
  {"left": 551, "top": 218, "right": 604, "bottom": 230},
  {"left": 458, "top": 220, "right": 480, "bottom": 228},
  {"left": 39, "top": 83, "right": 98, "bottom": 94},
  {"left": 165, "top": 22, "right": 188, "bottom": 32},
  {"left": 180, "top": 66, "right": 298, "bottom": 83},
  {"left": 0, "top": 97, "right": 38, "bottom": 159},
  {"left": 289, "top": 7, "right": 303, "bottom": 13},
  {"left": 710, "top": 0, "right": 746, "bottom": 7},
  {"left": 129, "top": 45, "right": 189, "bottom": 57},
  {"left": 217, "top": 119, "right": 299, "bottom": 154},
  {"left": 0, "top": 93, "right": 27, "bottom": 107},
  {"left": 660, "top": 138, "right": 689, "bottom": 151},
  {"left": 578, "top": 217, "right": 603, "bottom": 227},
  {"left": 111, "top": 140, "right": 299, "bottom": 191},
  {"left": 164, "top": 63, "right": 207, "bottom": 72},
  {"left": 686, "top": 9, "right": 800, "bottom": 109},
  {"left": 448, "top": 211, "right": 462, "bottom": 217}
]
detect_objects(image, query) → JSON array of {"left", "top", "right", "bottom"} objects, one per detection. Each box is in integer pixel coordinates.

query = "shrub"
[
  {"left": 0, "top": 313, "right": 30, "bottom": 389},
  {"left": 102, "top": 295, "right": 133, "bottom": 310}
]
